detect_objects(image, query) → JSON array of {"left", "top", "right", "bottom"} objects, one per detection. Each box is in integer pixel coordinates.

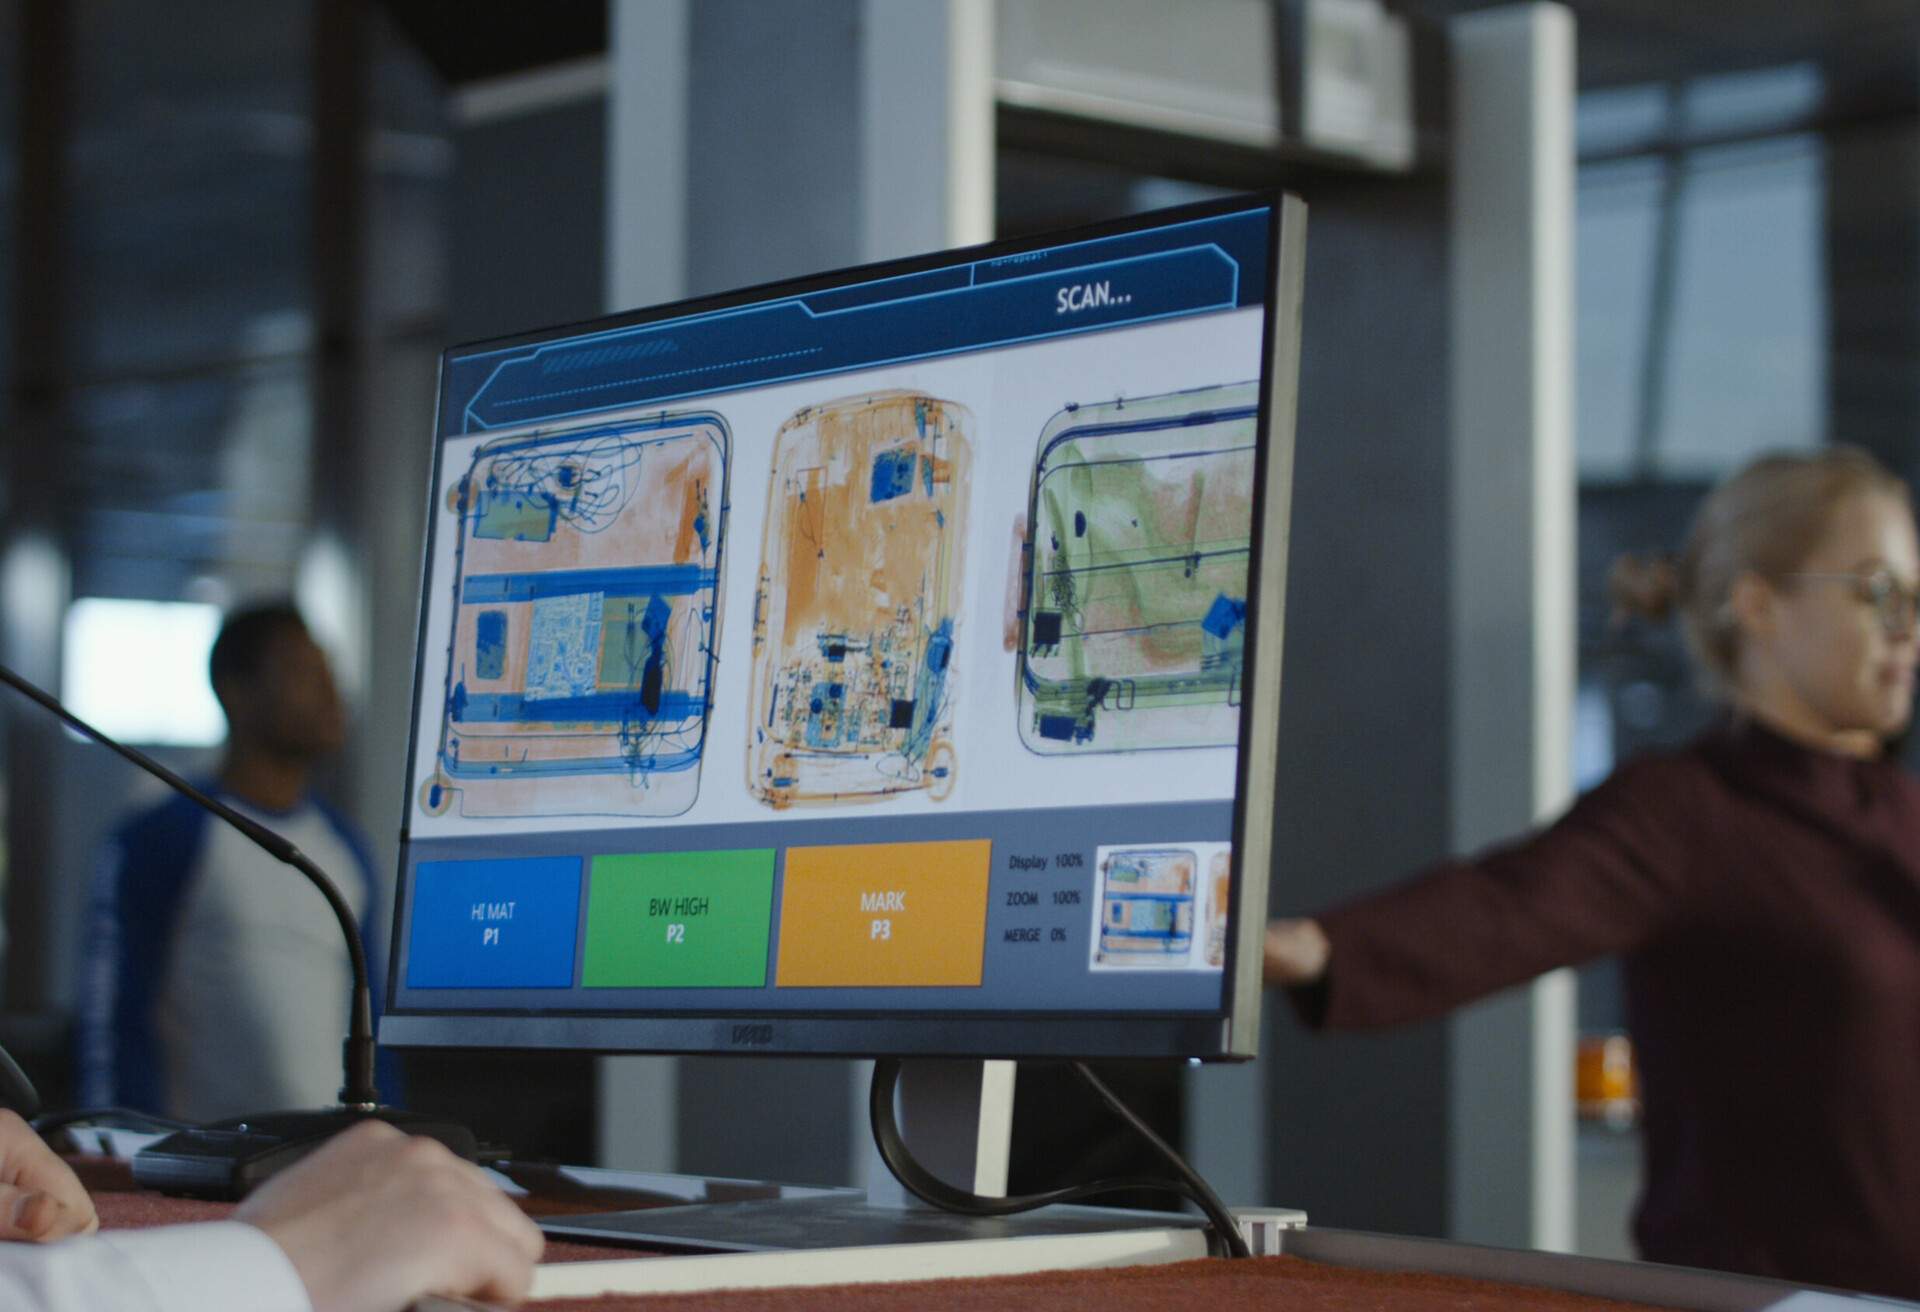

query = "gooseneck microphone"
[
  {"left": 0, "top": 1042, "right": 38, "bottom": 1118},
  {"left": 0, "top": 661, "right": 475, "bottom": 1195},
  {"left": 0, "top": 665, "right": 380, "bottom": 1109}
]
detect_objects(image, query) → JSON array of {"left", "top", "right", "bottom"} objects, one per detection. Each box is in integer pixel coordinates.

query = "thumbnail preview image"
[
  {"left": 418, "top": 412, "right": 730, "bottom": 820},
  {"left": 1008, "top": 382, "right": 1258, "bottom": 756},
  {"left": 747, "top": 390, "right": 971, "bottom": 809},
  {"left": 1090, "top": 841, "right": 1232, "bottom": 971}
]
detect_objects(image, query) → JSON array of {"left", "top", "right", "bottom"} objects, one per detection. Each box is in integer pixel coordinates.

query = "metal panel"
[
  {"left": 1285, "top": 1227, "right": 1917, "bottom": 1311},
  {"left": 1446, "top": 1, "right": 1578, "bottom": 1252}
]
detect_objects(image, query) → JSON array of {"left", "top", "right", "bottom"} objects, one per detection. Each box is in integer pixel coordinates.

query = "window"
[{"left": 62, "top": 598, "right": 225, "bottom": 747}]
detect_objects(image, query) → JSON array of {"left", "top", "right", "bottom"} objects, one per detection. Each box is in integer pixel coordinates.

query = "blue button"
[{"left": 407, "top": 856, "right": 582, "bottom": 988}]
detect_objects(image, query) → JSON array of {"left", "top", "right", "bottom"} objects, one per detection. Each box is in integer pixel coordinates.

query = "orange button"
[{"left": 775, "top": 840, "right": 991, "bottom": 987}]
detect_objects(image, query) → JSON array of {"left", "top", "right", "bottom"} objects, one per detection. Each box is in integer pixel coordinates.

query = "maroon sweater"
[{"left": 1302, "top": 720, "right": 1920, "bottom": 1298}]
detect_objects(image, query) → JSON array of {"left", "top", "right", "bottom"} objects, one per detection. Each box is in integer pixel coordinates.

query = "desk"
[{"left": 83, "top": 1161, "right": 1915, "bottom": 1310}]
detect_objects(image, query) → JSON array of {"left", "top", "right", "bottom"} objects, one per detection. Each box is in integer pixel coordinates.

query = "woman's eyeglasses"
[{"left": 1784, "top": 569, "right": 1920, "bottom": 637}]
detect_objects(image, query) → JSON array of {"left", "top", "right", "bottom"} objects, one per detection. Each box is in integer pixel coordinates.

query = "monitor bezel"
[{"left": 381, "top": 191, "right": 1303, "bottom": 1062}]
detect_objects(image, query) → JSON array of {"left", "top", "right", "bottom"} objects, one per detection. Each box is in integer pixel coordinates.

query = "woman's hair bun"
[{"left": 1608, "top": 551, "right": 1680, "bottom": 626}]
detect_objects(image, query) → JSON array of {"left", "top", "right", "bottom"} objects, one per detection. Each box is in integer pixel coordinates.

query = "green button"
[{"left": 583, "top": 849, "right": 775, "bottom": 988}]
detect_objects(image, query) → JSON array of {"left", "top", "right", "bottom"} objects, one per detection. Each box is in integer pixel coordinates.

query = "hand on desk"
[
  {"left": 0, "top": 1109, "right": 98, "bottom": 1242},
  {"left": 0, "top": 1103, "right": 537, "bottom": 1311},
  {"left": 236, "top": 1120, "right": 544, "bottom": 1312}
]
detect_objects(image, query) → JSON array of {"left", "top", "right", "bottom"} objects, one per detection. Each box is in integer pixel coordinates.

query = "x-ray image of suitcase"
[
  {"left": 1095, "top": 847, "right": 1197, "bottom": 965},
  {"left": 417, "top": 410, "right": 729, "bottom": 820},
  {"left": 1204, "top": 848, "right": 1232, "bottom": 969},
  {"left": 1015, "top": 381, "right": 1257, "bottom": 756},
  {"left": 747, "top": 390, "right": 970, "bottom": 809}
]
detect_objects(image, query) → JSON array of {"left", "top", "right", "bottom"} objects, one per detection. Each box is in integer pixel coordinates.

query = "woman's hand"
[
  {"left": 1262, "top": 918, "right": 1331, "bottom": 987},
  {"left": 0, "top": 1109, "right": 99, "bottom": 1242}
]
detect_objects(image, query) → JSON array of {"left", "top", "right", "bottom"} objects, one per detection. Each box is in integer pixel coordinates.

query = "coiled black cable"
[{"left": 868, "top": 1058, "right": 1251, "bottom": 1259}]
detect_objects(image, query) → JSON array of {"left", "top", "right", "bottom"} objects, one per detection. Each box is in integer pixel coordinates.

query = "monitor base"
[{"left": 538, "top": 1192, "right": 1203, "bottom": 1253}]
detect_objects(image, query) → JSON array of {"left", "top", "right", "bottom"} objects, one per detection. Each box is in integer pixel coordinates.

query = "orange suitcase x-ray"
[{"left": 746, "top": 390, "right": 971, "bottom": 809}]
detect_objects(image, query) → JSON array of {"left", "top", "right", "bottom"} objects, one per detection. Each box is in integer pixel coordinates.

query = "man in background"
[{"left": 76, "top": 600, "right": 385, "bottom": 1119}]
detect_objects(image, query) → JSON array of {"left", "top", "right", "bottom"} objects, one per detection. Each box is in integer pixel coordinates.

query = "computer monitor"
[{"left": 382, "top": 193, "right": 1304, "bottom": 1062}]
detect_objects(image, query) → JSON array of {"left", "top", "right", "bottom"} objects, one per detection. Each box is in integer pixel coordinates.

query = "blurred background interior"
[{"left": 2, "top": 0, "right": 1917, "bottom": 1264}]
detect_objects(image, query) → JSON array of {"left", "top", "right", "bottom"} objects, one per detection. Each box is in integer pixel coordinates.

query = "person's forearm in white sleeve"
[{"left": 0, "top": 1220, "right": 311, "bottom": 1312}]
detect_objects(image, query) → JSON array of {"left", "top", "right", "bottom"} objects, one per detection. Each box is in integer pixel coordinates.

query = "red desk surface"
[{"left": 87, "top": 1171, "right": 1670, "bottom": 1310}]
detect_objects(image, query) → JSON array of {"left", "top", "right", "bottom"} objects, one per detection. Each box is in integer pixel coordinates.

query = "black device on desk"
[
  {"left": 131, "top": 1108, "right": 478, "bottom": 1199},
  {"left": 0, "top": 664, "right": 479, "bottom": 1199}
]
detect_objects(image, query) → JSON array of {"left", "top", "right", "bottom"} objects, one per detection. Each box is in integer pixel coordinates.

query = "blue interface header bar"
[{"left": 440, "top": 205, "right": 1271, "bottom": 436}]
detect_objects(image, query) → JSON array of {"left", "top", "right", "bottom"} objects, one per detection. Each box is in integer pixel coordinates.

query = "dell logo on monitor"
[{"left": 730, "top": 1023, "right": 775, "bottom": 1046}]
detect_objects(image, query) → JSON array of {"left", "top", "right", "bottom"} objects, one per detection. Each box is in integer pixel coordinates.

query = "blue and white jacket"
[{"left": 75, "top": 787, "right": 396, "bottom": 1120}]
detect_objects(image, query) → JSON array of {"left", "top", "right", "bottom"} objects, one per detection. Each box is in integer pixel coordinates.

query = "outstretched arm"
[
  {"left": 1270, "top": 757, "right": 1708, "bottom": 1031},
  {"left": 1262, "top": 918, "right": 1330, "bottom": 987}
]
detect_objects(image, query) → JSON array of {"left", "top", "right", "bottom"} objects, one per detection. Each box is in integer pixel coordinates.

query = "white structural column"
[
  {"left": 599, "top": 0, "right": 999, "bottom": 1184},
  {"left": 597, "top": 0, "right": 693, "bottom": 1173},
  {"left": 606, "top": 0, "right": 690, "bottom": 311},
  {"left": 859, "top": 0, "right": 995, "bottom": 260},
  {"left": 854, "top": 0, "right": 1010, "bottom": 1202},
  {"left": 1446, "top": 4, "right": 1577, "bottom": 1251}
]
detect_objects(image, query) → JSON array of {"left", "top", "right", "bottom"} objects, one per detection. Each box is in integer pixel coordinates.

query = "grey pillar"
[
  {"left": 398, "top": 41, "right": 611, "bottom": 1167},
  {"left": 305, "top": 0, "right": 376, "bottom": 808},
  {"left": 596, "top": 0, "right": 690, "bottom": 1176},
  {"left": 2, "top": 0, "right": 75, "bottom": 1013},
  {"left": 1824, "top": 61, "right": 1920, "bottom": 486},
  {"left": 1264, "top": 169, "right": 1455, "bottom": 1238},
  {"left": 1446, "top": 3, "right": 1577, "bottom": 1252},
  {"left": 1262, "top": 2, "right": 1577, "bottom": 1247},
  {"left": 598, "top": 0, "right": 994, "bottom": 1182}
]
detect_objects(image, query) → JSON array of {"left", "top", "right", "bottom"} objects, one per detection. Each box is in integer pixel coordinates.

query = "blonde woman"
[{"left": 1265, "top": 447, "right": 1920, "bottom": 1297}]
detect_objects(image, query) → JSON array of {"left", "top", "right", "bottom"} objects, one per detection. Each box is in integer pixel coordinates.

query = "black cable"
[
  {"left": 0, "top": 1043, "right": 37, "bottom": 1118},
  {"left": 33, "top": 1107, "right": 195, "bottom": 1136},
  {"left": 868, "top": 1057, "right": 1252, "bottom": 1259},
  {"left": 1066, "top": 1061, "right": 1250, "bottom": 1255}
]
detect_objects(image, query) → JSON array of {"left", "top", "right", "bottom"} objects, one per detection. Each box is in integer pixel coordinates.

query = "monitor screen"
[{"left": 382, "top": 193, "right": 1304, "bottom": 1060}]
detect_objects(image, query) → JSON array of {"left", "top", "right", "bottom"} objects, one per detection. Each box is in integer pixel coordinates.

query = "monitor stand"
[
  {"left": 864, "top": 1057, "right": 1015, "bottom": 1202},
  {"left": 536, "top": 1059, "right": 1204, "bottom": 1258}
]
